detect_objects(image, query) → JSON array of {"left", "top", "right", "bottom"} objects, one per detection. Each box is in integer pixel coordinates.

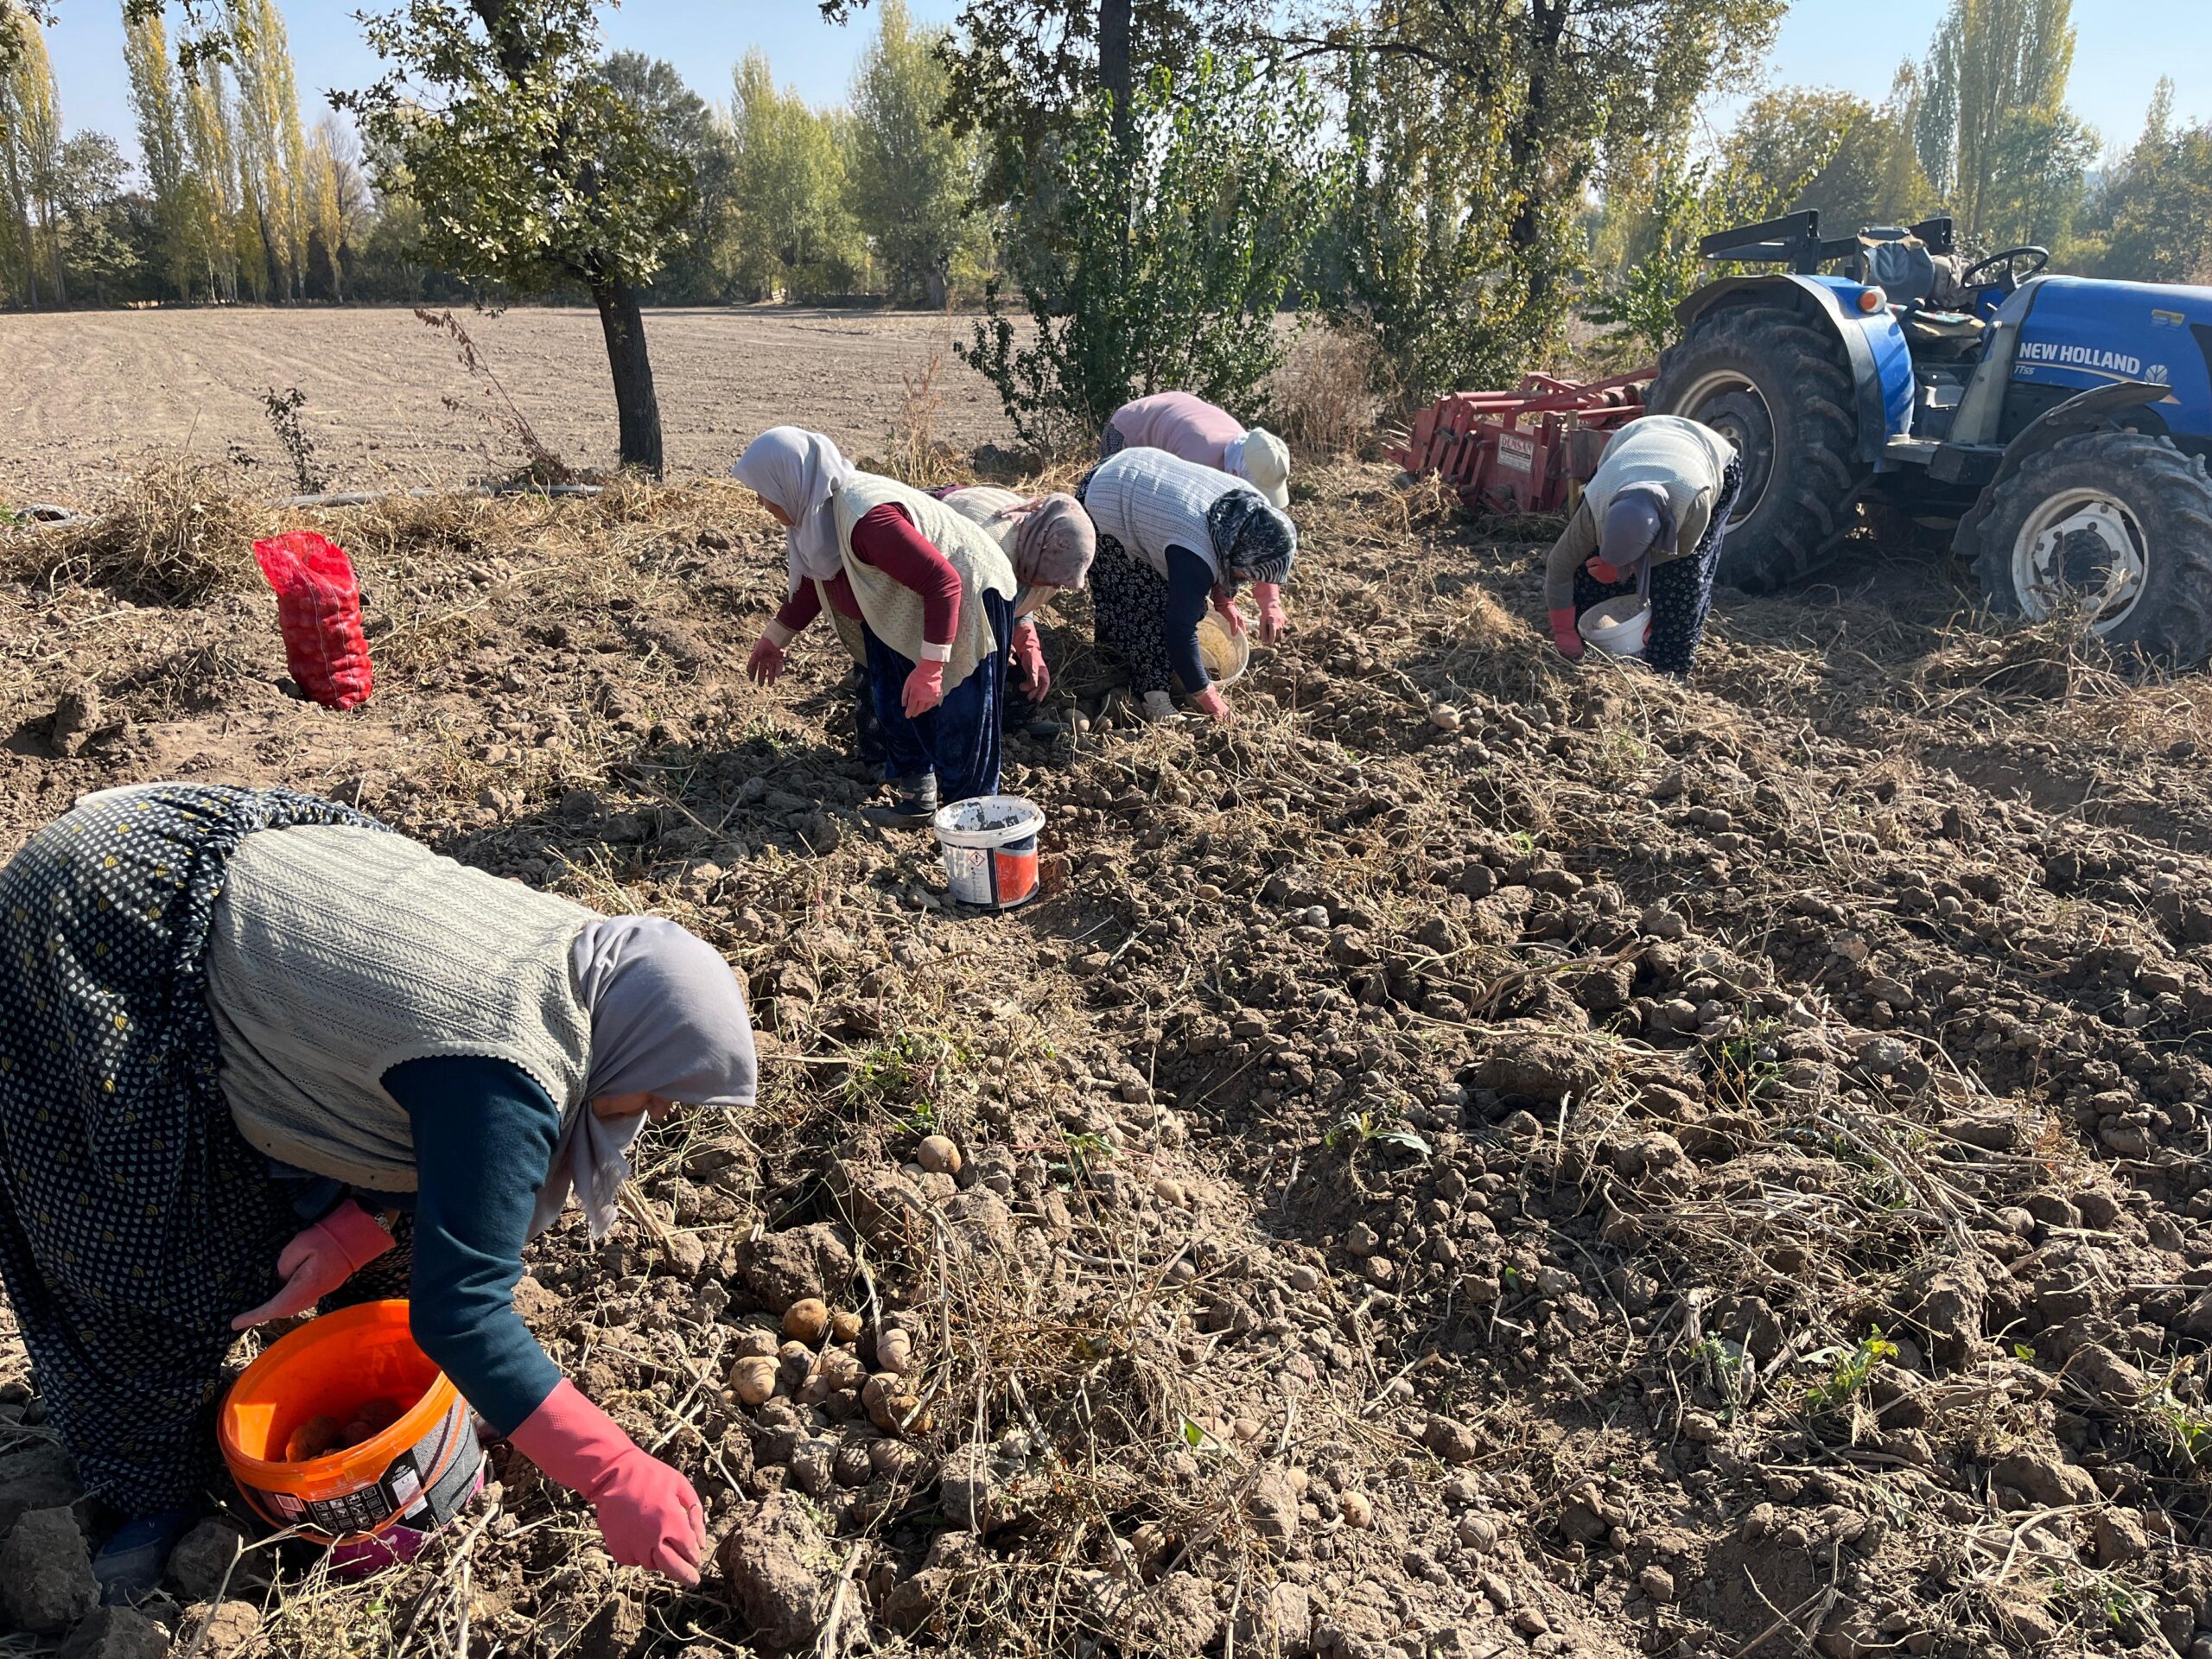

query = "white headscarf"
[
  {"left": 531, "top": 916, "right": 759, "bottom": 1242},
  {"left": 734, "top": 426, "right": 855, "bottom": 597}
]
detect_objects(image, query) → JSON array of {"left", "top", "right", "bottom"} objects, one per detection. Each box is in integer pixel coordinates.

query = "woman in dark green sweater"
[{"left": 0, "top": 783, "right": 756, "bottom": 1593}]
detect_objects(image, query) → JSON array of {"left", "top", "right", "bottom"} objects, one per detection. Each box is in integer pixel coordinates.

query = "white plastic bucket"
[
  {"left": 1577, "top": 597, "right": 1651, "bottom": 658},
  {"left": 1198, "top": 613, "right": 1250, "bottom": 687},
  {"left": 934, "top": 795, "right": 1046, "bottom": 909}
]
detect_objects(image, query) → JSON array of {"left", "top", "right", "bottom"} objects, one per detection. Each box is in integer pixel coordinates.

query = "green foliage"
[
  {"left": 600, "top": 50, "right": 736, "bottom": 303},
  {"left": 961, "top": 52, "right": 1338, "bottom": 452},
  {"left": 1913, "top": 0, "right": 2080, "bottom": 246},
  {"left": 1323, "top": 1107, "right": 1430, "bottom": 1160},
  {"left": 727, "top": 48, "right": 862, "bottom": 302},
  {"left": 1803, "top": 1327, "right": 1899, "bottom": 1415},
  {"left": 338, "top": 0, "right": 694, "bottom": 299},
  {"left": 845, "top": 1030, "right": 969, "bottom": 1131},
  {"left": 847, "top": 0, "right": 983, "bottom": 306},
  {"left": 2093, "top": 86, "right": 2212, "bottom": 283}
]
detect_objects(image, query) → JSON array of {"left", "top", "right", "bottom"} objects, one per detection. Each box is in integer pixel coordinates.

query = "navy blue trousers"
[{"left": 864, "top": 590, "right": 1014, "bottom": 804}]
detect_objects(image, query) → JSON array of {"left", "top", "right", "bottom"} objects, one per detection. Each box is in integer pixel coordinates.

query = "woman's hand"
[
  {"left": 1191, "top": 685, "right": 1234, "bottom": 723},
  {"left": 903, "top": 659, "right": 946, "bottom": 717},
  {"left": 1548, "top": 607, "right": 1586, "bottom": 662},
  {"left": 1210, "top": 590, "right": 1249, "bottom": 639},
  {"left": 1010, "top": 620, "right": 1050, "bottom": 697},
  {"left": 232, "top": 1202, "right": 395, "bottom": 1330},
  {"left": 508, "top": 1381, "right": 708, "bottom": 1584},
  {"left": 1251, "top": 581, "right": 1288, "bottom": 645},
  {"left": 747, "top": 634, "right": 786, "bottom": 686}
]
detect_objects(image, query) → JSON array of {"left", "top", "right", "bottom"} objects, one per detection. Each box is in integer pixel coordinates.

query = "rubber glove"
[
  {"left": 1010, "top": 620, "right": 1050, "bottom": 697},
  {"left": 1210, "top": 590, "right": 1249, "bottom": 639},
  {"left": 1585, "top": 556, "right": 1624, "bottom": 584},
  {"left": 1191, "top": 685, "right": 1234, "bottom": 724},
  {"left": 903, "top": 658, "right": 946, "bottom": 718},
  {"left": 1252, "top": 582, "right": 1288, "bottom": 645},
  {"left": 1549, "top": 607, "right": 1586, "bottom": 662},
  {"left": 232, "top": 1200, "right": 394, "bottom": 1330},
  {"left": 508, "top": 1380, "right": 707, "bottom": 1585},
  {"left": 747, "top": 634, "right": 786, "bottom": 686}
]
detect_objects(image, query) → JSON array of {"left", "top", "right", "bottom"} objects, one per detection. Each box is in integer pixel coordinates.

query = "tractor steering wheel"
[{"left": 1961, "top": 245, "right": 2051, "bottom": 295}]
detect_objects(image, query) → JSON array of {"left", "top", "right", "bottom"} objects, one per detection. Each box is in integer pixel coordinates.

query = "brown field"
[{"left": 1, "top": 305, "right": 1015, "bottom": 502}]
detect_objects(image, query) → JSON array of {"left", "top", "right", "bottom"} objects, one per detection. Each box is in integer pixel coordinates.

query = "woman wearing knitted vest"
[
  {"left": 0, "top": 784, "right": 755, "bottom": 1593},
  {"left": 1100, "top": 391, "right": 1294, "bottom": 643},
  {"left": 736, "top": 428, "right": 1028, "bottom": 829},
  {"left": 932, "top": 486, "right": 1096, "bottom": 724},
  {"left": 1077, "top": 446, "right": 1299, "bottom": 724}
]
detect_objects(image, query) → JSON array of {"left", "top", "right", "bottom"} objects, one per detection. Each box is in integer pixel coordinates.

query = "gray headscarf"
[
  {"left": 530, "top": 916, "right": 758, "bottom": 1241},
  {"left": 1013, "top": 494, "right": 1097, "bottom": 590}
]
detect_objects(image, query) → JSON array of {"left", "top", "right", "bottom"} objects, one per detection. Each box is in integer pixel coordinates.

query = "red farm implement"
[{"left": 1388, "top": 368, "right": 1656, "bottom": 515}]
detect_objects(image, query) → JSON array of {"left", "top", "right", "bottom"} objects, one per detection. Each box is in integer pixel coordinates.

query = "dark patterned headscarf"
[{"left": 1205, "top": 488, "right": 1298, "bottom": 591}]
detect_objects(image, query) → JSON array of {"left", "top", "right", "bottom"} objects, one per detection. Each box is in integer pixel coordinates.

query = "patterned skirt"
[
  {"left": 0, "top": 782, "right": 378, "bottom": 1510},
  {"left": 1088, "top": 535, "right": 1177, "bottom": 696}
]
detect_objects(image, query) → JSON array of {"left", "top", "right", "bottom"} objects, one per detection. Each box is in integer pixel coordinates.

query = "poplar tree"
[
  {"left": 124, "top": 6, "right": 191, "bottom": 296},
  {"left": 1913, "top": 0, "right": 2077, "bottom": 245}
]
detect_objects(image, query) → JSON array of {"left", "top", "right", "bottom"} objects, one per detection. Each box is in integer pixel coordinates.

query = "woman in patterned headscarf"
[
  {"left": 0, "top": 784, "right": 755, "bottom": 1592},
  {"left": 1076, "top": 446, "right": 1297, "bottom": 723}
]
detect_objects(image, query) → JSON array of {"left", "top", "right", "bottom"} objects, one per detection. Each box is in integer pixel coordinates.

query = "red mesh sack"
[{"left": 252, "top": 531, "right": 374, "bottom": 711}]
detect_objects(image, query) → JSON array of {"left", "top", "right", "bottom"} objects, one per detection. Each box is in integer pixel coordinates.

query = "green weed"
[{"left": 1803, "top": 1326, "right": 1899, "bottom": 1415}]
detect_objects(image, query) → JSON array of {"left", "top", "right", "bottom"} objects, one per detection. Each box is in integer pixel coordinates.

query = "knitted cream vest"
[
  {"left": 1080, "top": 447, "right": 1238, "bottom": 584},
  {"left": 831, "top": 473, "right": 1017, "bottom": 691},
  {"left": 1585, "top": 416, "right": 1738, "bottom": 557},
  {"left": 205, "top": 825, "right": 594, "bottom": 1191}
]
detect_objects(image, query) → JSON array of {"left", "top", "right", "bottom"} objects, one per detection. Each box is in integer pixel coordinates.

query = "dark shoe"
[
  {"left": 93, "top": 1505, "right": 200, "bottom": 1601},
  {"left": 860, "top": 775, "right": 938, "bottom": 830}
]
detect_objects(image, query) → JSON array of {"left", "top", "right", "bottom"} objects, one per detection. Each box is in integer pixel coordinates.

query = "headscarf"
[
  {"left": 1599, "top": 483, "right": 1673, "bottom": 576},
  {"left": 1205, "top": 487, "right": 1299, "bottom": 592},
  {"left": 733, "top": 427, "right": 854, "bottom": 597},
  {"left": 1225, "top": 427, "right": 1292, "bottom": 510},
  {"left": 1012, "top": 493, "right": 1096, "bottom": 590},
  {"left": 531, "top": 916, "right": 759, "bottom": 1241}
]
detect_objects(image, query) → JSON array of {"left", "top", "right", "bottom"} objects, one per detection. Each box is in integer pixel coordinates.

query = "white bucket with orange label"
[{"left": 934, "top": 796, "right": 1046, "bottom": 910}]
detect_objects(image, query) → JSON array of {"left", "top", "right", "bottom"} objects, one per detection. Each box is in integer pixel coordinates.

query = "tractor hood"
[{"left": 2006, "top": 276, "right": 2212, "bottom": 430}]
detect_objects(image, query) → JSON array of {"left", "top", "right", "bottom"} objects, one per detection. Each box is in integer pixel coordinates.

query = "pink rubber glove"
[
  {"left": 1549, "top": 607, "right": 1586, "bottom": 662},
  {"left": 1010, "top": 619, "right": 1050, "bottom": 697},
  {"left": 1210, "top": 590, "right": 1249, "bottom": 639},
  {"left": 1191, "top": 684, "right": 1233, "bottom": 723},
  {"left": 232, "top": 1200, "right": 394, "bottom": 1330},
  {"left": 747, "top": 634, "right": 786, "bottom": 686},
  {"left": 1586, "top": 556, "right": 1624, "bottom": 584},
  {"left": 509, "top": 1380, "right": 707, "bottom": 1584},
  {"left": 1252, "top": 581, "right": 1288, "bottom": 645},
  {"left": 903, "top": 658, "right": 945, "bottom": 718}
]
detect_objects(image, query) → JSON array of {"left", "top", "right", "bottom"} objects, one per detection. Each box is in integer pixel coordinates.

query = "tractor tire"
[
  {"left": 1649, "top": 303, "right": 1866, "bottom": 593},
  {"left": 1964, "top": 428, "right": 2212, "bottom": 666}
]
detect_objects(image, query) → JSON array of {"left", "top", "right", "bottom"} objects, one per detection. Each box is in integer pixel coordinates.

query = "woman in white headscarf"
[
  {"left": 932, "top": 486, "right": 1096, "bottom": 716},
  {"left": 735, "top": 427, "right": 1024, "bottom": 828},
  {"left": 0, "top": 783, "right": 756, "bottom": 1592}
]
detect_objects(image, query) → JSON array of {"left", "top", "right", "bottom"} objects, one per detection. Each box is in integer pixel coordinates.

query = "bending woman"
[
  {"left": 739, "top": 428, "right": 1020, "bottom": 828},
  {"left": 935, "top": 486, "right": 1096, "bottom": 708},
  {"left": 0, "top": 783, "right": 755, "bottom": 1591},
  {"left": 1077, "top": 445, "right": 1298, "bottom": 724}
]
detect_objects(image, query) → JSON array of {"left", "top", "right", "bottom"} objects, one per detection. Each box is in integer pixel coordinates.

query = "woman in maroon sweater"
[{"left": 736, "top": 429, "right": 1024, "bottom": 826}]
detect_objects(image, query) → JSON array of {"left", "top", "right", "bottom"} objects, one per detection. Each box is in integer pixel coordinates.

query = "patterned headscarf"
[
  {"left": 1205, "top": 488, "right": 1298, "bottom": 591},
  {"left": 1013, "top": 494, "right": 1097, "bottom": 590},
  {"left": 733, "top": 427, "right": 854, "bottom": 596}
]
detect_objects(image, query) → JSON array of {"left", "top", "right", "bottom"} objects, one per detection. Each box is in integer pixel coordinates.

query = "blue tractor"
[{"left": 1648, "top": 211, "right": 2212, "bottom": 664}]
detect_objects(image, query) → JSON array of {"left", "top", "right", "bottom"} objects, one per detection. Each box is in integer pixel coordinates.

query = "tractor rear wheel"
[
  {"left": 1964, "top": 428, "right": 2212, "bottom": 666},
  {"left": 1649, "top": 303, "right": 1866, "bottom": 593}
]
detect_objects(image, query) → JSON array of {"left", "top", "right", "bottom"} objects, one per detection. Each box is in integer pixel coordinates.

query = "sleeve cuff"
[
  {"left": 764, "top": 620, "right": 797, "bottom": 648},
  {"left": 917, "top": 640, "right": 952, "bottom": 663}
]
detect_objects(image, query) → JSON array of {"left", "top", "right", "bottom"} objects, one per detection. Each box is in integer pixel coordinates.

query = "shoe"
[
  {"left": 93, "top": 1505, "right": 200, "bottom": 1601},
  {"left": 860, "top": 775, "right": 938, "bottom": 830},
  {"left": 1139, "top": 690, "right": 1177, "bottom": 723},
  {"left": 1024, "top": 717, "right": 1065, "bottom": 741}
]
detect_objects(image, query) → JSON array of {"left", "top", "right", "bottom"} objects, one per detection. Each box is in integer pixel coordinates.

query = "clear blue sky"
[{"left": 37, "top": 0, "right": 2212, "bottom": 170}]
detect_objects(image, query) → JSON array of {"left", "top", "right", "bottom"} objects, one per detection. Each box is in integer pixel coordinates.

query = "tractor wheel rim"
[
  {"left": 1675, "top": 370, "right": 1773, "bottom": 528},
  {"left": 2012, "top": 489, "right": 2150, "bottom": 633}
]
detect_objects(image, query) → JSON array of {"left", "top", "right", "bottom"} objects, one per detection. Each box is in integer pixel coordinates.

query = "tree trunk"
[
  {"left": 594, "top": 277, "right": 665, "bottom": 478},
  {"left": 1100, "top": 0, "right": 1134, "bottom": 148}
]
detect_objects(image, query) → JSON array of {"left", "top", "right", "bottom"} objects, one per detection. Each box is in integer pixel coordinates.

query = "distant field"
[{"left": 1, "top": 304, "right": 1016, "bottom": 503}]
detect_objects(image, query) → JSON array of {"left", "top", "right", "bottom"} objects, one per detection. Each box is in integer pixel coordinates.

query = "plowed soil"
[{"left": 3, "top": 454, "right": 2212, "bottom": 1659}]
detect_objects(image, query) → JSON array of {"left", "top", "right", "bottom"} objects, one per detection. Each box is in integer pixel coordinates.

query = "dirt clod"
[
  {"left": 717, "top": 1492, "right": 835, "bottom": 1652},
  {"left": 54, "top": 1606, "right": 169, "bottom": 1659},
  {"left": 0, "top": 1506, "right": 97, "bottom": 1634},
  {"left": 166, "top": 1516, "right": 244, "bottom": 1600}
]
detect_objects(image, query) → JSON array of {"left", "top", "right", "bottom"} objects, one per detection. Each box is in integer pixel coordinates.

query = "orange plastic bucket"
[{"left": 219, "top": 1300, "right": 482, "bottom": 1547}]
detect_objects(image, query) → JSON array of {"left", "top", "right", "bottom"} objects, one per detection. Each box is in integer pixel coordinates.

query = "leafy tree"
[
  {"left": 728, "top": 48, "right": 861, "bottom": 302},
  {"left": 2095, "top": 82, "right": 2212, "bottom": 283},
  {"left": 226, "top": 0, "right": 311, "bottom": 300},
  {"left": 1913, "top": 0, "right": 2078, "bottom": 246},
  {"left": 0, "top": 13, "right": 61, "bottom": 303},
  {"left": 847, "top": 0, "right": 979, "bottom": 306},
  {"left": 962, "top": 53, "right": 1338, "bottom": 450},
  {"left": 180, "top": 49, "right": 245, "bottom": 300},
  {"left": 124, "top": 5, "right": 193, "bottom": 297},
  {"left": 1981, "top": 102, "right": 2096, "bottom": 250},
  {"left": 599, "top": 51, "right": 734, "bottom": 303},
  {"left": 338, "top": 0, "right": 696, "bottom": 475}
]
